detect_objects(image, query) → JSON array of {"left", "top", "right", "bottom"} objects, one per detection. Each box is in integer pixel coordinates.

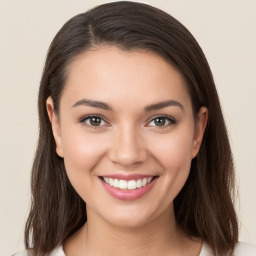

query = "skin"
[{"left": 47, "top": 46, "right": 208, "bottom": 256}]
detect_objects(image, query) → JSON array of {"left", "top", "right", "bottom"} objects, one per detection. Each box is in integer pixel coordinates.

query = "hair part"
[{"left": 25, "top": 2, "right": 238, "bottom": 255}]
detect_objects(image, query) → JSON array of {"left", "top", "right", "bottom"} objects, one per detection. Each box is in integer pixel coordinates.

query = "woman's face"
[{"left": 47, "top": 46, "right": 207, "bottom": 228}]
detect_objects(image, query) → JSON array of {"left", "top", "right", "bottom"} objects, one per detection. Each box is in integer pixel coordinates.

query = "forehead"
[{"left": 61, "top": 46, "right": 191, "bottom": 110}]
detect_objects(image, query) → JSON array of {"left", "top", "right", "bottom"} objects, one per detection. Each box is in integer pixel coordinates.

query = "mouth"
[
  {"left": 99, "top": 175, "right": 158, "bottom": 200},
  {"left": 101, "top": 176, "right": 155, "bottom": 190}
]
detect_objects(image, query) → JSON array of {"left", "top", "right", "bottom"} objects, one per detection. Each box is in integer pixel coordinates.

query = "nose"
[{"left": 108, "top": 125, "right": 148, "bottom": 167}]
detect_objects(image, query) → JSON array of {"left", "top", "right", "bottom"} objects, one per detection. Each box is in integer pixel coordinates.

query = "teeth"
[
  {"left": 103, "top": 177, "right": 154, "bottom": 190},
  {"left": 136, "top": 179, "right": 142, "bottom": 188},
  {"left": 147, "top": 177, "right": 153, "bottom": 183},
  {"left": 109, "top": 178, "right": 114, "bottom": 186},
  {"left": 113, "top": 179, "right": 119, "bottom": 188},
  {"left": 119, "top": 180, "right": 128, "bottom": 189},
  {"left": 127, "top": 180, "right": 136, "bottom": 190},
  {"left": 142, "top": 178, "right": 147, "bottom": 186}
]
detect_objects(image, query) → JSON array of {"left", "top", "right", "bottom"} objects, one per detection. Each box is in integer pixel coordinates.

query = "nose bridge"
[{"left": 109, "top": 122, "right": 147, "bottom": 167}]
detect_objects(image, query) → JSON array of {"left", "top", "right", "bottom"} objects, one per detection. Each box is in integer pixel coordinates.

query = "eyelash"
[
  {"left": 79, "top": 115, "right": 176, "bottom": 128},
  {"left": 80, "top": 115, "right": 110, "bottom": 128},
  {"left": 146, "top": 115, "right": 176, "bottom": 128}
]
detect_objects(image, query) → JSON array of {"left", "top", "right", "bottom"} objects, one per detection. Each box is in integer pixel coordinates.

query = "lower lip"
[{"left": 100, "top": 177, "right": 157, "bottom": 200}]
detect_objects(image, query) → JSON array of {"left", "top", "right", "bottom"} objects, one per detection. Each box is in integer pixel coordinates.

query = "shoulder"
[
  {"left": 12, "top": 246, "right": 65, "bottom": 256},
  {"left": 200, "top": 242, "right": 256, "bottom": 256},
  {"left": 11, "top": 251, "right": 29, "bottom": 256},
  {"left": 11, "top": 250, "right": 29, "bottom": 256},
  {"left": 234, "top": 242, "right": 256, "bottom": 255}
]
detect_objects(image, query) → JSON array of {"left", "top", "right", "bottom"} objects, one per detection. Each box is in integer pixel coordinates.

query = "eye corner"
[
  {"left": 146, "top": 115, "right": 177, "bottom": 128},
  {"left": 79, "top": 114, "right": 110, "bottom": 128}
]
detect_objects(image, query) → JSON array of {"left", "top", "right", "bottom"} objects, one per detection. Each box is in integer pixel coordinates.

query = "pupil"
[
  {"left": 155, "top": 118, "right": 165, "bottom": 126},
  {"left": 90, "top": 117, "right": 101, "bottom": 126}
]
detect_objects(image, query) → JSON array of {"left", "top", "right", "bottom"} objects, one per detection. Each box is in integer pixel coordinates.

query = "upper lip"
[{"left": 99, "top": 174, "right": 157, "bottom": 181}]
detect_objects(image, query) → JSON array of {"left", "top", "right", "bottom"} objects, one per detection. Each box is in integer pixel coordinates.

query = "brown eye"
[
  {"left": 154, "top": 117, "right": 167, "bottom": 126},
  {"left": 82, "top": 115, "right": 108, "bottom": 127},
  {"left": 89, "top": 117, "right": 102, "bottom": 126},
  {"left": 147, "top": 116, "right": 176, "bottom": 127}
]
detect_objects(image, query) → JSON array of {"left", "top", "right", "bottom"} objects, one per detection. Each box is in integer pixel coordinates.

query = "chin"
[
  {"left": 99, "top": 204, "right": 164, "bottom": 229},
  {"left": 107, "top": 215, "right": 152, "bottom": 229}
]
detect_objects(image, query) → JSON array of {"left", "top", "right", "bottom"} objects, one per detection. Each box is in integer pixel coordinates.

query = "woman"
[{"left": 13, "top": 1, "right": 256, "bottom": 256}]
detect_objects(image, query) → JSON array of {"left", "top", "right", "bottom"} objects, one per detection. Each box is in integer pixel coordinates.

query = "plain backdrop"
[{"left": 1, "top": 0, "right": 255, "bottom": 255}]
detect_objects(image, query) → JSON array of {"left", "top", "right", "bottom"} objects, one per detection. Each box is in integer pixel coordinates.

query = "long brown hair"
[{"left": 25, "top": 2, "right": 238, "bottom": 255}]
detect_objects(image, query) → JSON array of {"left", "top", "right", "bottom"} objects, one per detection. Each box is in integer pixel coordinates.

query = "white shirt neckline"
[
  {"left": 13, "top": 241, "right": 256, "bottom": 256},
  {"left": 52, "top": 242, "right": 211, "bottom": 256}
]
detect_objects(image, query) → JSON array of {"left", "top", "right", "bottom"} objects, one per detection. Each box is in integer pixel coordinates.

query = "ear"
[
  {"left": 46, "top": 97, "right": 64, "bottom": 157},
  {"left": 191, "top": 107, "right": 208, "bottom": 159}
]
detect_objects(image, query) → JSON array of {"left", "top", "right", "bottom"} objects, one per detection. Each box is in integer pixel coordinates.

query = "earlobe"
[
  {"left": 46, "top": 97, "right": 64, "bottom": 157},
  {"left": 192, "top": 107, "right": 208, "bottom": 158}
]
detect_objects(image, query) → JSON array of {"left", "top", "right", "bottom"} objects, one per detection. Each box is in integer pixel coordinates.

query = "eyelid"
[
  {"left": 79, "top": 114, "right": 176, "bottom": 128},
  {"left": 145, "top": 115, "right": 176, "bottom": 127},
  {"left": 79, "top": 114, "right": 110, "bottom": 127}
]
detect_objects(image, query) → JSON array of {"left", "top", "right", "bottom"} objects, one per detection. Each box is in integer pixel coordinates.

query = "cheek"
[
  {"left": 60, "top": 125, "right": 107, "bottom": 198},
  {"left": 149, "top": 128, "right": 194, "bottom": 195},
  {"left": 150, "top": 129, "right": 194, "bottom": 168}
]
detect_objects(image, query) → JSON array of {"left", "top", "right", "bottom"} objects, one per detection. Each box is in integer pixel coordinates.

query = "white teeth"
[
  {"left": 102, "top": 177, "right": 154, "bottom": 190},
  {"left": 142, "top": 178, "right": 147, "bottom": 186},
  {"left": 136, "top": 179, "right": 142, "bottom": 188},
  {"left": 109, "top": 178, "right": 114, "bottom": 186},
  {"left": 119, "top": 180, "right": 128, "bottom": 189},
  {"left": 113, "top": 179, "right": 119, "bottom": 188},
  {"left": 127, "top": 180, "right": 136, "bottom": 190}
]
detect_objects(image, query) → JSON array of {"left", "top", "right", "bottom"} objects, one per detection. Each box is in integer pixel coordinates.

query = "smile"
[
  {"left": 100, "top": 175, "right": 158, "bottom": 200},
  {"left": 102, "top": 177, "right": 153, "bottom": 190}
]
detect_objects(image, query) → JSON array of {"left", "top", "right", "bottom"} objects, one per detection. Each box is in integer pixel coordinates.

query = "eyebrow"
[
  {"left": 72, "top": 98, "right": 183, "bottom": 112},
  {"left": 144, "top": 100, "right": 184, "bottom": 112},
  {"left": 72, "top": 98, "right": 113, "bottom": 110}
]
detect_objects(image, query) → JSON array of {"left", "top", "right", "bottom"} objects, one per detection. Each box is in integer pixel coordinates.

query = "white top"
[{"left": 12, "top": 242, "right": 256, "bottom": 256}]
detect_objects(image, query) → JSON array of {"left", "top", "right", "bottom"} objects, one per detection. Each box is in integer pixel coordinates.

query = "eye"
[
  {"left": 81, "top": 115, "right": 109, "bottom": 127},
  {"left": 147, "top": 116, "right": 176, "bottom": 127}
]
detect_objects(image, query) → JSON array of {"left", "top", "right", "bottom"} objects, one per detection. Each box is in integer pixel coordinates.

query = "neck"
[{"left": 64, "top": 205, "right": 201, "bottom": 256}]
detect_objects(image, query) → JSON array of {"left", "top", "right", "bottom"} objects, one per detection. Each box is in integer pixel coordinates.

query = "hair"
[{"left": 25, "top": 1, "right": 238, "bottom": 256}]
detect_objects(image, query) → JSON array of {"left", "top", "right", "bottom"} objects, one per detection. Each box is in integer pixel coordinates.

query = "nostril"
[{"left": 108, "top": 147, "right": 148, "bottom": 167}]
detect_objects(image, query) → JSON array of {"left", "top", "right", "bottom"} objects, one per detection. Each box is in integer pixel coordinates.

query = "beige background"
[{"left": 1, "top": 0, "right": 255, "bottom": 255}]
